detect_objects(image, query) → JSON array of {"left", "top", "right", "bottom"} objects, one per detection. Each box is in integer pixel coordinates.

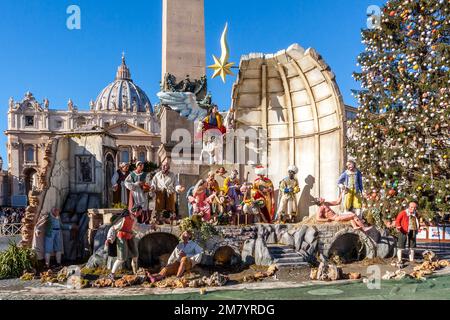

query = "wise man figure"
[
  {"left": 338, "top": 159, "right": 363, "bottom": 218},
  {"left": 125, "top": 161, "right": 150, "bottom": 212},
  {"left": 253, "top": 166, "right": 275, "bottom": 222},
  {"left": 111, "top": 162, "right": 130, "bottom": 205},
  {"left": 150, "top": 162, "right": 185, "bottom": 217},
  {"left": 240, "top": 183, "right": 267, "bottom": 224},
  {"left": 223, "top": 169, "right": 241, "bottom": 214},
  {"left": 206, "top": 171, "right": 220, "bottom": 194},
  {"left": 276, "top": 165, "right": 301, "bottom": 223}
]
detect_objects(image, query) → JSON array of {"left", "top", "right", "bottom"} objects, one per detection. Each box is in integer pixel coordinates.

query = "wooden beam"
[
  {"left": 288, "top": 56, "right": 321, "bottom": 197},
  {"left": 276, "top": 63, "right": 295, "bottom": 165}
]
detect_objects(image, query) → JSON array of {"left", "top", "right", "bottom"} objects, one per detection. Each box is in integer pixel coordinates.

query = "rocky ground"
[{"left": 1, "top": 256, "right": 448, "bottom": 300}]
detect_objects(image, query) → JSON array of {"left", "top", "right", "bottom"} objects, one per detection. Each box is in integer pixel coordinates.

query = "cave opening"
[
  {"left": 138, "top": 233, "right": 179, "bottom": 271},
  {"left": 328, "top": 233, "right": 366, "bottom": 263}
]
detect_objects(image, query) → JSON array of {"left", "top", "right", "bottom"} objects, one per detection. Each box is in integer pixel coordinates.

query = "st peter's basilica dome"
[{"left": 94, "top": 55, "right": 152, "bottom": 113}]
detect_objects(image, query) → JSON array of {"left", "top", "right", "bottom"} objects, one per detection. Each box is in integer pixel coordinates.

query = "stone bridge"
[{"left": 88, "top": 219, "right": 395, "bottom": 269}]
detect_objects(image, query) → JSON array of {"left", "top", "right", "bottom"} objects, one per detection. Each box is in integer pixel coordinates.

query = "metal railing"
[{"left": 0, "top": 223, "right": 23, "bottom": 237}]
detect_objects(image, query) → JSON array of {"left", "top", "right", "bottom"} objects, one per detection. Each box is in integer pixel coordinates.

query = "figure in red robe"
[{"left": 202, "top": 105, "right": 226, "bottom": 134}]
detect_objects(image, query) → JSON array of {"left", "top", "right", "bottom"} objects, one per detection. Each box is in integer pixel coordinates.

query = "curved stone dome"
[
  {"left": 94, "top": 55, "right": 152, "bottom": 113},
  {"left": 232, "top": 44, "right": 346, "bottom": 218}
]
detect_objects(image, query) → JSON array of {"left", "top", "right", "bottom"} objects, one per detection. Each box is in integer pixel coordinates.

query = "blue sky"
[{"left": 0, "top": 0, "right": 385, "bottom": 166}]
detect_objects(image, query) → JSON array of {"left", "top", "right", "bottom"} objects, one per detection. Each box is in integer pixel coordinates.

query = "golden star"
[
  {"left": 208, "top": 55, "right": 235, "bottom": 83},
  {"left": 208, "top": 23, "right": 235, "bottom": 83}
]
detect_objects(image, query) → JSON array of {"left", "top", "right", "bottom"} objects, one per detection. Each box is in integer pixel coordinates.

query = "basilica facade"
[{"left": 4, "top": 56, "right": 161, "bottom": 206}]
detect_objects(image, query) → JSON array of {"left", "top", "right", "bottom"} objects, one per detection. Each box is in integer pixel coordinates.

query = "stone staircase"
[{"left": 268, "top": 244, "right": 309, "bottom": 268}]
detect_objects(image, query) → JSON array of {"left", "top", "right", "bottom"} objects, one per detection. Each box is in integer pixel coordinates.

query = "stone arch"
[
  {"left": 22, "top": 167, "right": 38, "bottom": 197},
  {"left": 76, "top": 116, "right": 87, "bottom": 128},
  {"left": 232, "top": 44, "right": 346, "bottom": 218},
  {"left": 325, "top": 228, "right": 376, "bottom": 261},
  {"left": 213, "top": 245, "right": 240, "bottom": 266},
  {"left": 209, "top": 241, "right": 242, "bottom": 266},
  {"left": 138, "top": 232, "right": 179, "bottom": 269}
]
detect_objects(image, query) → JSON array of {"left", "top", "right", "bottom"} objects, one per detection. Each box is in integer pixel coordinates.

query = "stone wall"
[
  {"left": 87, "top": 221, "right": 395, "bottom": 269},
  {"left": 315, "top": 223, "right": 376, "bottom": 259},
  {"left": 28, "top": 137, "right": 71, "bottom": 259},
  {"left": 40, "top": 138, "right": 70, "bottom": 215},
  {"left": 21, "top": 138, "right": 58, "bottom": 248},
  {"left": 28, "top": 133, "right": 115, "bottom": 258},
  {"left": 69, "top": 135, "right": 103, "bottom": 195},
  {"left": 302, "top": 222, "right": 396, "bottom": 260}
]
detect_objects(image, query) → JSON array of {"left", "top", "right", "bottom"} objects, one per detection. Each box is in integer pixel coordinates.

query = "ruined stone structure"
[
  {"left": 5, "top": 57, "right": 160, "bottom": 206},
  {"left": 86, "top": 215, "right": 396, "bottom": 269},
  {"left": 20, "top": 139, "right": 57, "bottom": 247},
  {"left": 26, "top": 131, "right": 129, "bottom": 259}
]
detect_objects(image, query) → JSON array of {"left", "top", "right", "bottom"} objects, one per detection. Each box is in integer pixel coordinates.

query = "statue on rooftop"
[
  {"left": 9, "top": 97, "right": 15, "bottom": 110},
  {"left": 67, "top": 99, "right": 74, "bottom": 112}
]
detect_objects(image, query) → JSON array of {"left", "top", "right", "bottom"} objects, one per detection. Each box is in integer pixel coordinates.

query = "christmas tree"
[{"left": 349, "top": 0, "right": 450, "bottom": 228}]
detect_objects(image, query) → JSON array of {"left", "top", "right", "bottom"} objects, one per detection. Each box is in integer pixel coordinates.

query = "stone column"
[
  {"left": 146, "top": 146, "right": 152, "bottom": 163},
  {"left": 9, "top": 142, "right": 21, "bottom": 197},
  {"left": 7, "top": 112, "right": 12, "bottom": 129},
  {"left": 162, "top": 0, "right": 205, "bottom": 81},
  {"left": 34, "top": 144, "right": 38, "bottom": 165},
  {"left": 131, "top": 146, "right": 138, "bottom": 163},
  {"left": 69, "top": 116, "right": 74, "bottom": 130}
]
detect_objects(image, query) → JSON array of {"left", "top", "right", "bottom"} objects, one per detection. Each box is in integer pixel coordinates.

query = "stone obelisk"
[{"left": 162, "top": 0, "right": 206, "bottom": 82}]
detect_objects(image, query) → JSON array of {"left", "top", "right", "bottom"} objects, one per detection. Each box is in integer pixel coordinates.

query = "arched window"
[
  {"left": 25, "top": 146, "right": 34, "bottom": 163},
  {"left": 121, "top": 150, "right": 130, "bottom": 163},
  {"left": 77, "top": 116, "right": 87, "bottom": 127},
  {"left": 25, "top": 116, "right": 34, "bottom": 127},
  {"left": 138, "top": 152, "right": 146, "bottom": 163}
]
